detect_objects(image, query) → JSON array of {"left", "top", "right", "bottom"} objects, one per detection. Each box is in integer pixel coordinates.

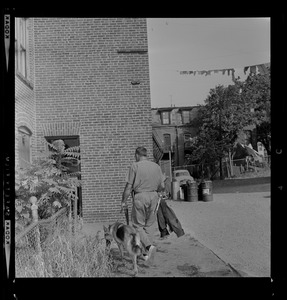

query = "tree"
[
  {"left": 187, "top": 83, "right": 254, "bottom": 178},
  {"left": 15, "top": 140, "right": 81, "bottom": 232},
  {"left": 186, "top": 68, "right": 271, "bottom": 179},
  {"left": 239, "top": 70, "right": 271, "bottom": 155}
]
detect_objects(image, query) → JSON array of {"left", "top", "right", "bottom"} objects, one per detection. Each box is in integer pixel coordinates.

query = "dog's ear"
[{"left": 103, "top": 225, "right": 107, "bottom": 232}]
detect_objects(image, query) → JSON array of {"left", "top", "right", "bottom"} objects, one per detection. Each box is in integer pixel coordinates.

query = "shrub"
[{"left": 15, "top": 139, "right": 81, "bottom": 233}]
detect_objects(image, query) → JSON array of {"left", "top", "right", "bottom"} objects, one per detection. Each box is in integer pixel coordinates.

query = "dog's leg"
[
  {"left": 118, "top": 243, "right": 125, "bottom": 259},
  {"left": 132, "top": 255, "right": 138, "bottom": 276}
]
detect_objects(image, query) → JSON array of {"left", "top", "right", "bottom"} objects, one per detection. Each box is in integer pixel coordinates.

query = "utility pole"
[
  {"left": 219, "top": 107, "right": 223, "bottom": 179},
  {"left": 175, "top": 125, "right": 179, "bottom": 166},
  {"left": 219, "top": 92, "right": 224, "bottom": 180}
]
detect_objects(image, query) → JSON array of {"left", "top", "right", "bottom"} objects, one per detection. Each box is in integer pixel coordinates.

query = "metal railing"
[{"left": 152, "top": 131, "right": 164, "bottom": 163}]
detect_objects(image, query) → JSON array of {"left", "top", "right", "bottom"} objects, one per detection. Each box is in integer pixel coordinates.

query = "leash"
[
  {"left": 120, "top": 197, "right": 130, "bottom": 225},
  {"left": 120, "top": 206, "right": 129, "bottom": 225},
  {"left": 124, "top": 206, "right": 129, "bottom": 225},
  {"left": 154, "top": 193, "right": 162, "bottom": 214}
]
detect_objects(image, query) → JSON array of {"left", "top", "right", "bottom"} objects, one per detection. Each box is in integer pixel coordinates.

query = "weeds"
[{"left": 16, "top": 220, "right": 112, "bottom": 277}]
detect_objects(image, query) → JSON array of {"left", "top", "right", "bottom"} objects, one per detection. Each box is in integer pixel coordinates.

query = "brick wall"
[
  {"left": 15, "top": 18, "right": 36, "bottom": 167},
  {"left": 152, "top": 106, "right": 200, "bottom": 166},
  {"left": 33, "top": 18, "right": 152, "bottom": 222}
]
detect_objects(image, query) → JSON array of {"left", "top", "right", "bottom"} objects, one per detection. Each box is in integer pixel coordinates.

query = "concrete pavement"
[
  {"left": 168, "top": 189, "right": 270, "bottom": 277},
  {"left": 83, "top": 218, "right": 242, "bottom": 277},
  {"left": 82, "top": 179, "right": 270, "bottom": 277}
]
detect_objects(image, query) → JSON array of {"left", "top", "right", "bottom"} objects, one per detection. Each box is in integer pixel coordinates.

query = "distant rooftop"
[{"left": 151, "top": 105, "right": 200, "bottom": 111}]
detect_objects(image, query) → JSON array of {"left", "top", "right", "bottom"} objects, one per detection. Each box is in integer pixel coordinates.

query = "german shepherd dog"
[{"left": 103, "top": 221, "right": 142, "bottom": 276}]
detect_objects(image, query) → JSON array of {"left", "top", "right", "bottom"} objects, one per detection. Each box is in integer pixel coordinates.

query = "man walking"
[{"left": 121, "top": 146, "right": 165, "bottom": 264}]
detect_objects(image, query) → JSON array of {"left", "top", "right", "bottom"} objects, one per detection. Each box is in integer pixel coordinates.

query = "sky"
[{"left": 147, "top": 18, "right": 270, "bottom": 108}]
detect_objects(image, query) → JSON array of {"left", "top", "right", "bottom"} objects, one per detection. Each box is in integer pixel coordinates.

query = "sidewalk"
[{"left": 83, "top": 221, "right": 242, "bottom": 277}]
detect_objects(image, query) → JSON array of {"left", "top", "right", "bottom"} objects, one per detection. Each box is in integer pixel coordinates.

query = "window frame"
[
  {"left": 161, "top": 111, "right": 170, "bottom": 125},
  {"left": 45, "top": 135, "right": 82, "bottom": 217},
  {"left": 15, "top": 18, "right": 28, "bottom": 79},
  {"left": 45, "top": 136, "right": 81, "bottom": 172},
  {"left": 163, "top": 133, "right": 171, "bottom": 151},
  {"left": 182, "top": 110, "right": 190, "bottom": 124}
]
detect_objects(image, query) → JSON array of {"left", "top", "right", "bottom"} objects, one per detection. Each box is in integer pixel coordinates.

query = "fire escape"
[{"left": 152, "top": 131, "right": 164, "bottom": 163}]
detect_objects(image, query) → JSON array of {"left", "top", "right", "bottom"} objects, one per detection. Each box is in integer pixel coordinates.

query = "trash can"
[
  {"left": 179, "top": 185, "right": 185, "bottom": 200},
  {"left": 201, "top": 180, "right": 213, "bottom": 202},
  {"left": 186, "top": 180, "right": 198, "bottom": 202},
  {"left": 172, "top": 180, "right": 180, "bottom": 200}
]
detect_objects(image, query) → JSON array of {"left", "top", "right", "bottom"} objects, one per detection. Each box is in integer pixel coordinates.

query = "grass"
[{"left": 16, "top": 219, "right": 113, "bottom": 277}]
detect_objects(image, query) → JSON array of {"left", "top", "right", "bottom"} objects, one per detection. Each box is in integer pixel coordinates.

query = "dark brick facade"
[{"left": 16, "top": 18, "right": 152, "bottom": 223}]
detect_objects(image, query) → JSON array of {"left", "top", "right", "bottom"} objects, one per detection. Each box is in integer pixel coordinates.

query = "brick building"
[
  {"left": 15, "top": 17, "right": 152, "bottom": 222},
  {"left": 152, "top": 106, "right": 200, "bottom": 170},
  {"left": 15, "top": 18, "right": 36, "bottom": 170}
]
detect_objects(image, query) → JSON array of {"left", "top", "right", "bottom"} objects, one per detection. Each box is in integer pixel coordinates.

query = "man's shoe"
[{"left": 160, "top": 231, "right": 170, "bottom": 239}]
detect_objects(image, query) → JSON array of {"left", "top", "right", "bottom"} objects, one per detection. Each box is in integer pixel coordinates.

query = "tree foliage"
[
  {"left": 187, "top": 83, "right": 252, "bottom": 166},
  {"left": 239, "top": 71, "right": 271, "bottom": 154},
  {"left": 15, "top": 140, "right": 81, "bottom": 232},
  {"left": 186, "top": 68, "right": 271, "bottom": 169}
]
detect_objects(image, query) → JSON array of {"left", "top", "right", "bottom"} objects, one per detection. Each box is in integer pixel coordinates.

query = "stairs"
[{"left": 152, "top": 131, "right": 164, "bottom": 163}]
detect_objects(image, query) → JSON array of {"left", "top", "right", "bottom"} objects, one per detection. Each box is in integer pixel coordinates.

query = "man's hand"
[{"left": 121, "top": 182, "right": 132, "bottom": 212}]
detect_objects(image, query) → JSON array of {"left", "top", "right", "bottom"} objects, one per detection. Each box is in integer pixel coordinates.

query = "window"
[
  {"left": 184, "top": 133, "right": 192, "bottom": 142},
  {"left": 15, "top": 18, "right": 28, "bottom": 78},
  {"left": 184, "top": 133, "right": 193, "bottom": 151},
  {"left": 161, "top": 111, "right": 170, "bottom": 125},
  {"left": 45, "top": 136, "right": 80, "bottom": 174},
  {"left": 18, "top": 126, "right": 32, "bottom": 169},
  {"left": 182, "top": 110, "right": 190, "bottom": 124},
  {"left": 163, "top": 133, "right": 171, "bottom": 150},
  {"left": 45, "top": 136, "right": 82, "bottom": 216}
]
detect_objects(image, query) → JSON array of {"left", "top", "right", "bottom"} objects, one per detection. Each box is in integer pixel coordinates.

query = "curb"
[
  {"left": 212, "top": 176, "right": 270, "bottom": 188},
  {"left": 183, "top": 231, "right": 246, "bottom": 277}
]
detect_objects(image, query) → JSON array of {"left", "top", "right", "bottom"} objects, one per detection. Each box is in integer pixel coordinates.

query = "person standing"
[
  {"left": 157, "top": 196, "right": 185, "bottom": 239},
  {"left": 121, "top": 146, "right": 165, "bottom": 264}
]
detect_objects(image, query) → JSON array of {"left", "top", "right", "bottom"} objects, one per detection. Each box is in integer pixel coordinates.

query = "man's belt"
[{"left": 134, "top": 190, "right": 157, "bottom": 194}]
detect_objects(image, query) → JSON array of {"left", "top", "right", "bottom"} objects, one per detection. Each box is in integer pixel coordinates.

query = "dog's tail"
[{"left": 129, "top": 233, "right": 142, "bottom": 256}]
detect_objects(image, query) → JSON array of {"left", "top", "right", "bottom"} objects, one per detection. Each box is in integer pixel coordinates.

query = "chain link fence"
[
  {"left": 173, "top": 155, "right": 271, "bottom": 180},
  {"left": 15, "top": 206, "right": 70, "bottom": 277},
  {"left": 15, "top": 204, "right": 112, "bottom": 277}
]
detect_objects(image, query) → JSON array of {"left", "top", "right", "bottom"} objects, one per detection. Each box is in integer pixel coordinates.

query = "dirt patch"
[{"left": 177, "top": 263, "right": 200, "bottom": 276}]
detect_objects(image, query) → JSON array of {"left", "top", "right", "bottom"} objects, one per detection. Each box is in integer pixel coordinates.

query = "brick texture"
[
  {"left": 32, "top": 18, "right": 152, "bottom": 222},
  {"left": 15, "top": 18, "right": 36, "bottom": 167}
]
